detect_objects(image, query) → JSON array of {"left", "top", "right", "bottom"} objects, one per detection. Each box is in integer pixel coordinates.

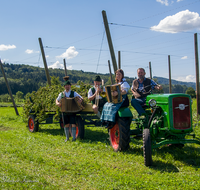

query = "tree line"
[{"left": 0, "top": 63, "right": 196, "bottom": 100}]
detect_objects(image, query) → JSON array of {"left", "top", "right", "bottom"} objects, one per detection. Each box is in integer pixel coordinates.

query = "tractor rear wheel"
[
  {"left": 109, "top": 117, "right": 130, "bottom": 152},
  {"left": 143, "top": 128, "right": 152, "bottom": 166},
  {"left": 28, "top": 115, "right": 39, "bottom": 132},
  {"left": 76, "top": 116, "right": 85, "bottom": 139}
]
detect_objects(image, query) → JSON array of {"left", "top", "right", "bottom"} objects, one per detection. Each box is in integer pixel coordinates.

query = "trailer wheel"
[
  {"left": 143, "top": 128, "right": 152, "bottom": 166},
  {"left": 76, "top": 116, "right": 84, "bottom": 139},
  {"left": 109, "top": 117, "right": 130, "bottom": 152},
  {"left": 59, "top": 117, "right": 64, "bottom": 129},
  {"left": 28, "top": 115, "right": 39, "bottom": 132}
]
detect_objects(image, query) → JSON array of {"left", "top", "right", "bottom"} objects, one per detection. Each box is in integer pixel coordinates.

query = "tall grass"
[{"left": 0, "top": 106, "right": 200, "bottom": 189}]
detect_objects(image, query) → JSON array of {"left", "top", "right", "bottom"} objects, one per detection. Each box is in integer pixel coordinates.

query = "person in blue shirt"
[{"left": 131, "top": 68, "right": 162, "bottom": 116}]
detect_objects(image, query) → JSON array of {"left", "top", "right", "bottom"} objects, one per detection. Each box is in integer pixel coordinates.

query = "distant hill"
[
  {"left": 153, "top": 76, "right": 196, "bottom": 90},
  {"left": 0, "top": 63, "right": 136, "bottom": 95},
  {"left": 0, "top": 63, "right": 196, "bottom": 95}
]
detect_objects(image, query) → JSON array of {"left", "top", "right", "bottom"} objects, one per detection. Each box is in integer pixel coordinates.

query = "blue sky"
[{"left": 1, "top": 0, "right": 200, "bottom": 82}]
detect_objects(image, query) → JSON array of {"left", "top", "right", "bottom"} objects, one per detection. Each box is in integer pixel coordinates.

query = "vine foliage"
[{"left": 23, "top": 77, "right": 92, "bottom": 122}]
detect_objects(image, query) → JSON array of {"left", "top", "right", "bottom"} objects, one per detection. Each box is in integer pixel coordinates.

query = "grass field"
[{"left": 0, "top": 105, "right": 200, "bottom": 189}]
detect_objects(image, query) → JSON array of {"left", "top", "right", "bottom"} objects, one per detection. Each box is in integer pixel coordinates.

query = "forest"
[{"left": 0, "top": 63, "right": 196, "bottom": 99}]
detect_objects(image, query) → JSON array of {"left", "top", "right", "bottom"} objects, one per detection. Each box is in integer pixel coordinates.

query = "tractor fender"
[{"left": 118, "top": 107, "right": 133, "bottom": 118}]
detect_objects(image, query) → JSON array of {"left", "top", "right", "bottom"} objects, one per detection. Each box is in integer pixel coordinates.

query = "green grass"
[{"left": 0, "top": 106, "right": 200, "bottom": 189}]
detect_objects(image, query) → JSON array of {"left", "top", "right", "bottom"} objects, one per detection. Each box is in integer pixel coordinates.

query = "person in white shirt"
[
  {"left": 88, "top": 75, "right": 107, "bottom": 116},
  {"left": 100, "top": 69, "right": 130, "bottom": 128},
  {"left": 111, "top": 69, "right": 130, "bottom": 107},
  {"left": 56, "top": 80, "right": 83, "bottom": 142}
]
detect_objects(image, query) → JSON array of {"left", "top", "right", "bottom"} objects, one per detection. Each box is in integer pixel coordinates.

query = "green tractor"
[{"left": 108, "top": 93, "right": 200, "bottom": 166}]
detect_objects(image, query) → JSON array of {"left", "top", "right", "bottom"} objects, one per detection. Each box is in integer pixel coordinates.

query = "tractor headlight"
[{"left": 149, "top": 99, "right": 157, "bottom": 107}]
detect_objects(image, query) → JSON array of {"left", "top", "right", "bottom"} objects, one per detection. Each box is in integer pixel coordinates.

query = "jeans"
[{"left": 131, "top": 97, "right": 146, "bottom": 116}]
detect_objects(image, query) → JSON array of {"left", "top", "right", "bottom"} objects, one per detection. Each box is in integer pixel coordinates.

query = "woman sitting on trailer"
[{"left": 100, "top": 69, "right": 130, "bottom": 128}]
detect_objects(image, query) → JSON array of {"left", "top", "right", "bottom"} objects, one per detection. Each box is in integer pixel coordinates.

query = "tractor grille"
[{"left": 172, "top": 97, "right": 191, "bottom": 129}]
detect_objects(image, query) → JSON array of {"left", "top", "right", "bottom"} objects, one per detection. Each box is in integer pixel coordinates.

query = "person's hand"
[
  {"left": 97, "top": 86, "right": 102, "bottom": 93},
  {"left": 155, "top": 85, "right": 162, "bottom": 90},
  {"left": 77, "top": 97, "right": 83, "bottom": 103},
  {"left": 57, "top": 102, "right": 61, "bottom": 107},
  {"left": 132, "top": 90, "right": 137, "bottom": 95}
]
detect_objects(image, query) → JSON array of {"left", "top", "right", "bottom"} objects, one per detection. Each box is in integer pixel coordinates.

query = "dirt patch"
[{"left": 0, "top": 124, "right": 11, "bottom": 131}]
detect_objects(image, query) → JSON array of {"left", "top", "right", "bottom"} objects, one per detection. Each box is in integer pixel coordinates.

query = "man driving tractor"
[{"left": 131, "top": 68, "right": 162, "bottom": 116}]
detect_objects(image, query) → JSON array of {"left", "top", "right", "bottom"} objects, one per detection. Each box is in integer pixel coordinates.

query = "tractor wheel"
[
  {"left": 76, "top": 116, "right": 85, "bottom": 139},
  {"left": 28, "top": 115, "right": 39, "bottom": 132},
  {"left": 143, "top": 128, "right": 152, "bottom": 166},
  {"left": 109, "top": 117, "right": 130, "bottom": 152}
]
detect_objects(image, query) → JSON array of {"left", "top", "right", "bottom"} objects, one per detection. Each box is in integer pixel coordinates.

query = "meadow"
[{"left": 0, "top": 103, "right": 200, "bottom": 189}]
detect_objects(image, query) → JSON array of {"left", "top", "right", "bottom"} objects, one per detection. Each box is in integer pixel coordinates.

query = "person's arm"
[
  {"left": 121, "top": 82, "right": 130, "bottom": 95},
  {"left": 74, "top": 92, "right": 83, "bottom": 103},
  {"left": 112, "top": 82, "right": 130, "bottom": 96},
  {"left": 151, "top": 80, "right": 162, "bottom": 90},
  {"left": 88, "top": 88, "right": 96, "bottom": 101},
  {"left": 56, "top": 99, "right": 61, "bottom": 107},
  {"left": 56, "top": 93, "right": 62, "bottom": 107},
  {"left": 88, "top": 87, "right": 102, "bottom": 101}
]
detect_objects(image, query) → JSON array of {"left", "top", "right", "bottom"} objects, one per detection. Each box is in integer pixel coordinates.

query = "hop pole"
[{"left": 0, "top": 60, "right": 19, "bottom": 116}]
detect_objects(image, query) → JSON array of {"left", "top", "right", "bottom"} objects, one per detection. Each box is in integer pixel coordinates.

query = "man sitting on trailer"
[
  {"left": 88, "top": 75, "right": 107, "bottom": 117},
  {"left": 56, "top": 80, "right": 83, "bottom": 142},
  {"left": 131, "top": 68, "right": 162, "bottom": 116}
]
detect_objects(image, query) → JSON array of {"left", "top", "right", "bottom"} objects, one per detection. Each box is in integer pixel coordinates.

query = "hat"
[
  {"left": 63, "top": 80, "right": 71, "bottom": 86},
  {"left": 63, "top": 76, "right": 70, "bottom": 81},
  {"left": 94, "top": 75, "right": 101, "bottom": 82}
]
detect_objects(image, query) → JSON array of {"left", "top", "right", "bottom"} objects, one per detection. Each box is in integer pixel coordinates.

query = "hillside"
[
  {"left": 0, "top": 63, "right": 136, "bottom": 95},
  {"left": 0, "top": 63, "right": 196, "bottom": 95},
  {"left": 154, "top": 76, "right": 196, "bottom": 90}
]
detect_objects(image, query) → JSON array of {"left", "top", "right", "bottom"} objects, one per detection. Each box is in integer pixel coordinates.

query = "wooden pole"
[
  {"left": 149, "top": 62, "right": 152, "bottom": 79},
  {"left": 168, "top": 55, "right": 172, "bottom": 93},
  {"left": 63, "top": 59, "right": 67, "bottom": 76},
  {"left": 108, "top": 60, "right": 113, "bottom": 85},
  {"left": 38, "top": 38, "right": 51, "bottom": 86},
  {"left": 0, "top": 60, "right": 19, "bottom": 116},
  {"left": 118, "top": 51, "right": 121, "bottom": 70},
  {"left": 194, "top": 33, "right": 200, "bottom": 115},
  {"left": 102, "top": 10, "right": 118, "bottom": 73}
]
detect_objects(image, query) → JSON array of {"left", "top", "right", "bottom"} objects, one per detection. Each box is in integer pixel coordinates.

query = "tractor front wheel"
[
  {"left": 28, "top": 115, "right": 39, "bottom": 132},
  {"left": 143, "top": 128, "right": 152, "bottom": 166},
  {"left": 109, "top": 117, "right": 130, "bottom": 152}
]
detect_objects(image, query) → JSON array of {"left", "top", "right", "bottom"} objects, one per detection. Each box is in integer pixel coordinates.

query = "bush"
[{"left": 23, "top": 80, "right": 92, "bottom": 122}]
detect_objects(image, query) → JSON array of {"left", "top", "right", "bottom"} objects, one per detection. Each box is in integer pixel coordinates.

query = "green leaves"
[{"left": 23, "top": 80, "right": 92, "bottom": 122}]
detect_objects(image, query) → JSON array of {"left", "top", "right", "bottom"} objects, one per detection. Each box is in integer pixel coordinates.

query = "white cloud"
[
  {"left": 67, "top": 65, "right": 73, "bottom": 70},
  {"left": 46, "top": 55, "right": 49, "bottom": 58},
  {"left": 25, "top": 49, "right": 33, "bottom": 54},
  {"left": 177, "top": 0, "right": 183, "bottom": 2},
  {"left": 56, "top": 46, "right": 78, "bottom": 59},
  {"left": 181, "top": 56, "right": 187, "bottom": 59},
  {"left": 176, "top": 75, "right": 195, "bottom": 82},
  {"left": 48, "top": 61, "right": 72, "bottom": 70},
  {"left": 0, "top": 44, "right": 16, "bottom": 51},
  {"left": 25, "top": 49, "right": 39, "bottom": 54},
  {"left": 156, "top": 0, "right": 169, "bottom": 6},
  {"left": 151, "top": 10, "right": 200, "bottom": 33},
  {"left": 48, "top": 61, "right": 64, "bottom": 69}
]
